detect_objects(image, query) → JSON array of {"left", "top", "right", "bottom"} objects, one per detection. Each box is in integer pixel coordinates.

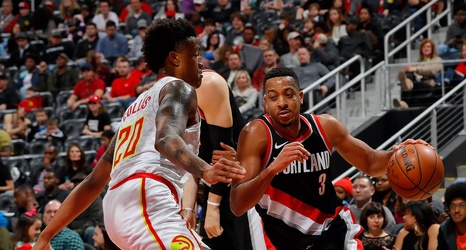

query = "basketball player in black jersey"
[
  {"left": 182, "top": 70, "right": 264, "bottom": 249},
  {"left": 230, "top": 67, "right": 430, "bottom": 250}
]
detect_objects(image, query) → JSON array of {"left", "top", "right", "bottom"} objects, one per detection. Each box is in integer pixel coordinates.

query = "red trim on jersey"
[
  {"left": 258, "top": 119, "right": 273, "bottom": 171},
  {"left": 141, "top": 177, "right": 167, "bottom": 250},
  {"left": 110, "top": 173, "right": 179, "bottom": 204},
  {"left": 264, "top": 186, "right": 336, "bottom": 224},
  {"left": 185, "top": 220, "right": 203, "bottom": 249},
  {"left": 261, "top": 219, "right": 277, "bottom": 250},
  {"left": 312, "top": 114, "right": 332, "bottom": 154},
  {"left": 263, "top": 114, "right": 312, "bottom": 142},
  {"left": 198, "top": 107, "right": 206, "bottom": 120}
]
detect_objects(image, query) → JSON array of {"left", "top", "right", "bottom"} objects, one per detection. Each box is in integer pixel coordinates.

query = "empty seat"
[
  {"left": 56, "top": 90, "right": 74, "bottom": 109},
  {"left": 40, "top": 92, "right": 54, "bottom": 108},
  {"left": 105, "top": 102, "right": 125, "bottom": 119},
  {"left": 60, "top": 119, "right": 86, "bottom": 139},
  {"left": 11, "top": 139, "right": 25, "bottom": 156},
  {"left": 28, "top": 140, "right": 47, "bottom": 155},
  {"left": 85, "top": 150, "right": 97, "bottom": 167},
  {"left": 2, "top": 156, "right": 28, "bottom": 174},
  {"left": 58, "top": 105, "right": 88, "bottom": 126},
  {"left": 64, "top": 135, "right": 99, "bottom": 152},
  {"left": 28, "top": 155, "right": 45, "bottom": 173}
]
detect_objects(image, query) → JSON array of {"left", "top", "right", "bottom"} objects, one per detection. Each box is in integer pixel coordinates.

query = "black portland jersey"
[{"left": 256, "top": 114, "right": 341, "bottom": 246}]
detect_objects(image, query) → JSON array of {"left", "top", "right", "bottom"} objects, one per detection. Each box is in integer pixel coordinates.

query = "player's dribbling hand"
[
  {"left": 392, "top": 139, "right": 434, "bottom": 152},
  {"left": 32, "top": 238, "right": 52, "bottom": 250},
  {"left": 269, "top": 142, "right": 310, "bottom": 174},
  {"left": 203, "top": 158, "right": 246, "bottom": 185},
  {"left": 211, "top": 142, "right": 236, "bottom": 164}
]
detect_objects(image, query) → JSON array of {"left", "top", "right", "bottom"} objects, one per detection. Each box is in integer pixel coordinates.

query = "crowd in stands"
[{"left": 0, "top": 0, "right": 464, "bottom": 249}]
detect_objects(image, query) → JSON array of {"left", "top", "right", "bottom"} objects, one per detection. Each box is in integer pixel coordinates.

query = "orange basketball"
[{"left": 387, "top": 144, "right": 444, "bottom": 200}]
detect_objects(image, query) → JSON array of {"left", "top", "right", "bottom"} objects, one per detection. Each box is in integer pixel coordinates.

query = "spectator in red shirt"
[
  {"left": 66, "top": 63, "right": 105, "bottom": 111},
  {"left": 0, "top": 0, "right": 17, "bottom": 33},
  {"left": 252, "top": 48, "right": 280, "bottom": 92},
  {"left": 92, "top": 129, "right": 115, "bottom": 167},
  {"left": 131, "top": 56, "right": 151, "bottom": 80},
  {"left": 104, "top": 58, "right": 139, "bottom": 108}
]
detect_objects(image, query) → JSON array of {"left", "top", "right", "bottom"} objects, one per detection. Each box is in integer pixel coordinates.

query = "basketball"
[{"left": 387, "top": 144, "right": 444, "bottom": 200}]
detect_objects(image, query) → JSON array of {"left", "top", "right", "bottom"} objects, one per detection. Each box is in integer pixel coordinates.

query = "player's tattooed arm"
[
  {"left": 155, "top": 80, "right": 208, "bottom": 178},
  {"left": 102, "top": 134, "right": 117, "bottom": 164}
]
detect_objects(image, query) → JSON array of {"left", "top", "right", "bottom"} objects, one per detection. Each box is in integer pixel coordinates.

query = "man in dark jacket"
[{"left": 438, "top": 181, "right": 466, "bottom": 250}]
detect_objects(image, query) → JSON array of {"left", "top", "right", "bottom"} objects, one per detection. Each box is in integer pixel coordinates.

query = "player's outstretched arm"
[
  {"left": 318, "top": 114, "right": 432, "bottom": 177},
  {"left": 33, "top": 136, "right": 116, "bottom": 250},
  {"left": 230, "top": 121, "right": 310, "bottom": 216},
  {"left": 155, "top": 80, "right": 245, "bottom": 185}
]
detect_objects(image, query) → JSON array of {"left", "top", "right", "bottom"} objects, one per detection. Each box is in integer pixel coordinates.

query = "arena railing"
[
  {"left": 300, "top": 55, "right": 375, "bottom": 126},
  {"left": 382, "top": 0, "right": 452, "bottom": 108},
  {"left": 332, "top": 78, "right": 466, "bottom": 183}
]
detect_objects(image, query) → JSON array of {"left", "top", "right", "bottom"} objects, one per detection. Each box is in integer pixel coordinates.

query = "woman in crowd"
[
  {"left": 82, "top": 94, "right": 111, "bottom": 138},
  {"left": 359, "top": 202, "right": 395, "bottom": 250},
  {"left": 59, "top": 0, "right": 80, "bottom": 21},
  {"left": 326, "top": 8, "right": 347, "bottom": 45},
  {"left": 203, "top": 31, "right": 221, "bottom": 64},
  {"left": 57, "top": 144, "right": 92, "bottom": 190},
  {"left": 393, "top": 200, "right": 440, "bottom": 250},
  {"left": 396, "top": 39, "right": 442, "bottom": 106},
  {"left": 372, "top": 174, "right": 397, "bottom": 215},
  {"left": 232, "top": 70, "right": 258, "bottom": 114},
  {"left": 93, "top": 224, "right": 119, "bottom": 250}
]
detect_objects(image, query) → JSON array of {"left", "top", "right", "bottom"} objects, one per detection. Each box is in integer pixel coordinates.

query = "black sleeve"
[
  {"left": 0, "top": 162, "right": 12, "bottom": 181},
  {"left": 6, "top": 88, "right": 19, "bottom": 110},
  {"left": 101, "top": 112, "right": 111, "bottom": 128},
  {"left": 206, "top": 124, "right": 234, "bottom": 196}
]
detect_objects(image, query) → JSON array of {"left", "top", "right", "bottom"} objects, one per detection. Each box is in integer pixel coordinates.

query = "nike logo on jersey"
[{"left": 274, "top": 142, "right": 288, "bottom": 149}]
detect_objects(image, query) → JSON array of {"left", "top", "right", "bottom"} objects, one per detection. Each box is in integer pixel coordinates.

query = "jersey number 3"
[
  {"left": 113, "top": 117, "right": 144, "bottom": 167},
  {"left": 319, "top": 173, "right": 326, "bottom": 195}
]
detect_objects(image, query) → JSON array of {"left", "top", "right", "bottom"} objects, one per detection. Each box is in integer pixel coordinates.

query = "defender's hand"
[{"left": 202, "top": 158, "right": 246, "bottom": 185}]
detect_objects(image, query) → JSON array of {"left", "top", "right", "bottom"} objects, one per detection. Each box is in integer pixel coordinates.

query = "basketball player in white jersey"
[{"left": 33, "top": 18, "right": 246, "bottom": 250}]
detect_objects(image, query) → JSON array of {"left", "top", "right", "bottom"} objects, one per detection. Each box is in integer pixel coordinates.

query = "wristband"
[
  {"left": 207, "top": 200, "right": 220, "bottom": 207},
  {"left": 183, "top": 208, "right": 195, "bottom": 213}
]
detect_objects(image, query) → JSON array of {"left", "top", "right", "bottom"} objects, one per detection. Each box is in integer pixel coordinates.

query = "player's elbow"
[
  {"left": 229, "top": 192, "right": 247, "bottom": 217},
  {"left": 230, "top": 203, "right": 246, "bottom": 217}
]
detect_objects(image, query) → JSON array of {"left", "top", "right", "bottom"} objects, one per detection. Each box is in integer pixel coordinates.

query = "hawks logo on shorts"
[{"left": 170, "top": 235, "right": 194, "bottom": 250}]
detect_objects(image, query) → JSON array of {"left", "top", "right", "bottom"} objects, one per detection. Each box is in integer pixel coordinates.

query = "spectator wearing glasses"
[{"left": 438, "top": 181, "right": 466, "bottom": 250}]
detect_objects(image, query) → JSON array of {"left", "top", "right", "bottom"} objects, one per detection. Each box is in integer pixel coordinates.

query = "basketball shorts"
[{"left": 103, "top": 173, "right": 210, "bottom": 250}]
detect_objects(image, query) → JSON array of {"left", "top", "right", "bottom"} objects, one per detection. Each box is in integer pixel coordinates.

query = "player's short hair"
[
  {"left": 263, "top": 67, "right": 300, "bottom": 89},
  {"left": 142, "top": 18, "right": 197, "bottom": 73},
  {"left": 444, "top": 181, "right": 466, "bottom": 207}
]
